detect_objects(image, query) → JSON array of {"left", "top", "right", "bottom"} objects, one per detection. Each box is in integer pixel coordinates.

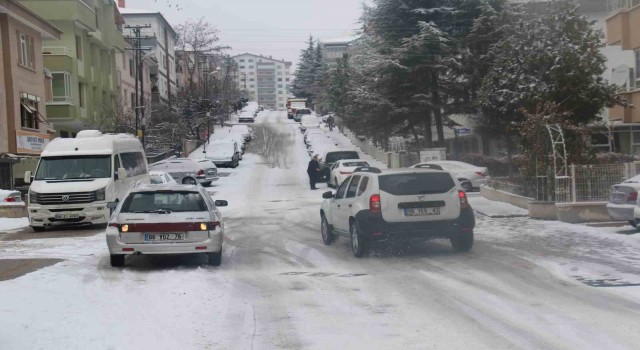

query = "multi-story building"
[
  {"left": 118, "top": 0, "right": 177, "bottom": 106},
  {"left": 232, "top": 53, "right": 291, "bottom": 110},
  {"left": 604, "top": 0, "right": 640, "bottom": 153},
  {"left": 114, "top": 38, "right": 152, "bottom": 125},
  {"left": 18, "top": 0, "right": 125, "bottom": 138},
  {"left": 0, "top": 0, "right": 61, "bottom": 189},
  {"left": 175, "top": 51, "right": 217, "bottom": 97},
  {"left": 319, "top": 36, "right": 356, "bottom": 67}
]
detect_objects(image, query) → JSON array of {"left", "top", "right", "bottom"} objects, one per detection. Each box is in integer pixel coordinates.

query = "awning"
[{"left": 21, "top": 102, "right": 35, "bottom": 114}]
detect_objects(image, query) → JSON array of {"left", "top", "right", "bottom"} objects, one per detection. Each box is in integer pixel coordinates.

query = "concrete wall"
[
  {"left": 0, "top": 204, "right": 27, "bottom": 218},
  {"left": 555, "top": 202, "right": 611, "bottom": 224},
  {"left": 480, "top": 186, "right": 532, "bottom": 210},
  {"left": 528, "top": 201, "right": 558, "bottom": 220}
]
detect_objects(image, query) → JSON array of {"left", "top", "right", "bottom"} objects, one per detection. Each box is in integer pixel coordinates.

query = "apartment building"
[
  {"left": 232, "top": 53, "right": 291, "bottom": 110},
  {"left": 606, "top": 0, "right": 640, "bottom": 153},
  {"left": 115, "top": 38, "right": 152, "bottom": 122},
  {"left": 0, "top": 0, "right": 61, "bottom": 189},
  {"left": 18, "top": 0, "right": 125, "bottom": 137},
  {"left": 118, "top": 0, "right": 177, "bottom": 106},
  {"left": 319, "top": 36, "right": 356, "bottom": 67}
]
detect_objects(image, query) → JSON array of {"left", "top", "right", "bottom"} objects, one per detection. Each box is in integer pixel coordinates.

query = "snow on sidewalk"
[{"left": 468, "top": 195, "right": 529, "bottom": 218}]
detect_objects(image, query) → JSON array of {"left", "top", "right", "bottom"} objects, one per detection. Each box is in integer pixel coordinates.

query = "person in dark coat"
[{"left": 307, "top": 155, "right": 321, "bottom": 190}]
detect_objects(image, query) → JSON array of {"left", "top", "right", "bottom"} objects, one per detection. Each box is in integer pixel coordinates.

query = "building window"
[
  {"left": 17, "top": 32, "right": 35, "bottom": 69},
  {"left": 239, "top": 66, "right": 245, "bottom": 69},
  {"left": 76, "top": 36, "right": 83, "bottom": 60},
  {"left": 248, "top": 59, "right": 253, "bottom": 62},
  {"left": 249, "top": 84, "right": 255, "bottom": 88},
  {"left": 20, "top": 98, "right": 39, "bottom": 129},
  {"left": 239, "top": 59, "right": 245, "bottom": 62},
  {"left": 78, "top": 83, "right": 85, "bottom": 108},
  {"left": 51, "top": 72, "right": 72, "bottom": 103},
  {"left": 285, "top": 78, "right": 290, "bottom": 82},
  {"left": 278, "top": 78, "right": 282, "bottom": 82},
  {"left": 250, "top": 78, "right": 255, "bottom": 81},
  {"left": 277, "top": 84, "right": 283, "bottom": 88},
  {"left": 129, "top": 59, "right": 134, "bottom": 77}
]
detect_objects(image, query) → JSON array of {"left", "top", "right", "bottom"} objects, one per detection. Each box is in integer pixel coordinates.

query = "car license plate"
[
  {"left": 404, "top": 207, "right": 440, "bottom": 216},
  {"left": 54, "top": 213, "right": 80, "bottom": 219},
  {"left": 144, "top": 233, "right": 185, "bottom": 242}
]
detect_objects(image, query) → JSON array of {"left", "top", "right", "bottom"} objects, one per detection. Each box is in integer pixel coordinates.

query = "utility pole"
[{"left": 125, "top": 24, "right": 152, "bottom": 149}]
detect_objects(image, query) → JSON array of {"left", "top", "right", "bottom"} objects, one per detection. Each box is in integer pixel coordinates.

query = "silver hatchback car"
[{"left": 149, "top": 158, "right": 218, "bottom": 186}]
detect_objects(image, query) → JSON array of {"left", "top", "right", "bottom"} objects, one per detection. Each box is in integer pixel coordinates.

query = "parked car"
[
  {"left": 410, "top": 161, "right": 488, "bottom": 192},
  {"left": 149, "top": 158, "right": 218, "bottom": 186},
  {"left": 238, "top": 114, "right": 255, "bottom": 123},
  {"left": 608, "top": 174, "right": 640, "bottom": 227},
  {"left": 106, "top": 184, "right": 228, "bottom": 267},
  {"left": 230, "top": 125, "right": 254, "bottom": 141},
  {"left": 319, "top": 149, "right": 361, "bottom": 181},
  {"left": 294, "top": 108, "right": 312, "bottom": 122},
  {"left": 25, "top": 130, "right": 149, "bottom": 232},
  {"left": 328, "top": 159, "right": 371, "bottom": 188},
  {"left": 319, "top": 167, "right": 475, "bottom": 257},
  {"left": 149, "top": 171, "right": 177, "bottom": 185},
  {"left": 300, "top": 115, "right": 320, "bottom": 133},
  {"left": 0, "top": 189, "right": 23, "bottom": 203},
  {"left": 207, "top": 142, "right": 241, "bottom": 168},
  {"left": 223, "top": 133, "right": 246, "bottom": 156}
]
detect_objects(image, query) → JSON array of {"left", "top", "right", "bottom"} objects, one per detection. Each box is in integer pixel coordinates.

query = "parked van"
[
  {"left": 25, "top": 130, "right": 149, "bottom": 232},
  {"left": 149, "top": 158, "right": 218, "bottom": 186}
]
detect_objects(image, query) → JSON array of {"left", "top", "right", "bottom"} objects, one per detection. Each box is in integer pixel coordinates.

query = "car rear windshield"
[
  {"left": 326, "top": 151, "right": 359, "bottom": 163},
  {"left": 149, "top": 175, "right": 163, "bottom": 184},
  {"left": 343, "top": 161, "right": 369, "bottom": 167},
  {"left": 297, "top": 109, "right": 311, "bottom": 115},
  {"left": 121, "top": 191, "right": 207, "bottom": 213},
  {"left": 378, "top": 173, "right": 455, "bottom": 195}
]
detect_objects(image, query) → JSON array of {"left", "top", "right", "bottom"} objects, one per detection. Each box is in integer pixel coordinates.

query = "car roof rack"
[{"left": 354, "top": 166, "right": 382, "bottom": 174}]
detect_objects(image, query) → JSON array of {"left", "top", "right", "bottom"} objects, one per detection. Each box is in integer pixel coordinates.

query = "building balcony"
[
  {"left": 42, "top": 47, "right": 74, "bottom": 72},
  {"left": 606, "top": 1, "right": 640, "bottom": 49}
]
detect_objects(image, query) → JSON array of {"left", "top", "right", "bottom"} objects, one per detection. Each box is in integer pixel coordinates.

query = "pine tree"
[{"left": 291, "top": 36, "right": 316, "bottom": 99}]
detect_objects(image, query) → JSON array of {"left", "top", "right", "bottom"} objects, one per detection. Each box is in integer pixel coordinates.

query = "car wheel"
[
  {"left": 31, "top": 226, "right": 46, "bottom": 232},
  {"left": 321, "top": 214, "right": 335, "bottom": 245},
  {"left": 182, "top": 177, "right": 197, "bottom": 185},
  {"left": 451, "top": 231, "right": 474, "bottom": 252},
  {"left": 350, "top": 221, "right": 369, "bottom": 258},
  {"left": 202, "top": 182, "right": 212, "bottom": 187},
  {"left": 208, "top": 250, "right": 222, "bottom": 266},
  {"left": 460, "top": 179, "right": 473, "bottom": 192},
  {"left": 110, "top": 254, "right": 125, "bottom": 267}
]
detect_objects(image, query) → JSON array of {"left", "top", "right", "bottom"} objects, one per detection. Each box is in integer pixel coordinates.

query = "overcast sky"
[{"left": 125, "top": 0, "right": 367, "bottom": 68}]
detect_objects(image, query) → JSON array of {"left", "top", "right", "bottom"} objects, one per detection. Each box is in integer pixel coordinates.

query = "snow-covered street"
[{"left": 2, "top": 111, "right": 640, "bottom": 349}]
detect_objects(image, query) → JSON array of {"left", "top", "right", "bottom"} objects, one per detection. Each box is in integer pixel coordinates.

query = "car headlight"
[
  {"left": 29, "top": 190, "right": 38, "bottom": 204},
  {"left": 95, "top": 187, "right": 106, "bottom": 201}
]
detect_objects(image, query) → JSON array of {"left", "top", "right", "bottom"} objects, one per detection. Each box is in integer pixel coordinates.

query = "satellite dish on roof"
[{"left": 611, "top": 65, "right": 630, "bottom": 87}]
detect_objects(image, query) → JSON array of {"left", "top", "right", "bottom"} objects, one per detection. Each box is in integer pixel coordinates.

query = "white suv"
[{"left": 319, "top": 167, "right": 475, "bottom": 257}]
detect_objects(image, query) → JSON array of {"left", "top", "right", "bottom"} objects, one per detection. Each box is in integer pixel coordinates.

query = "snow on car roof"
[{"left": 131, "top": 184, "right": 201, "bottom": 193}]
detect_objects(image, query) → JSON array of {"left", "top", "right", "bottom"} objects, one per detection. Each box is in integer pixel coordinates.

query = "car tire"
[
  {"left": 182, "top": 177, "right": 197, "bottom": 185},
  {"left": 321, "top": 214, "right": 335, "bottom": 245},
  {"left": 31, "top": 226, "right": 46, "bottom": 232},
  {"left": 110, "top": 254, "right": 125, "bottom": 267},
  {"left": 451, "top": 231, "right": 474, "bottom": 252},
  {"left": 350, "top": 221, "right": 369, "bottom": 258},
  {"left": 208, "top": 250, "right": 222, "bottom": 266}
]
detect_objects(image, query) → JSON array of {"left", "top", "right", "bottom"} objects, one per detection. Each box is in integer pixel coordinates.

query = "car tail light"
[
  {"left": 459, "top": 190, "right": 469, "bottom": 209},
  {"left": 340, "top": 171, "right": 352, "bottom": 175},
  {"left": 370, "top": 194, "right": 381, "bottom": 213},
  {"left": 197, "top": 169, "right": 205, "bottom": 176},
  {"left": 3, "top": 197, "right": 16, "bottom": 202},
  {"left": 628, "top": 191, "right": 638, "bottom": 202},
  {"left": 475, "top": 171, "right": 486, "bottom": 177}
]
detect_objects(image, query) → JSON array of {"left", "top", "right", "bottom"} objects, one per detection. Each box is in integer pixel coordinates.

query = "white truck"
[{"left": 25, "top": 130, "right": 149, "bottom": 232}]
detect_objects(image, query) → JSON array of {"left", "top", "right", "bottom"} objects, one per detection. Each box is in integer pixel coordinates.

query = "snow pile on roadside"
[
  {"left": 0, "top": 217, "right": 29, "bottom": 232},
  {"left": 469, "top": 195, "right": 528, "bottom": 218}
]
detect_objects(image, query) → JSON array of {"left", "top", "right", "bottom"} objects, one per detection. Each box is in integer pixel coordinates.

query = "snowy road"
[{"left": 1, "top": 111, "right": 640, "bottom": 349}]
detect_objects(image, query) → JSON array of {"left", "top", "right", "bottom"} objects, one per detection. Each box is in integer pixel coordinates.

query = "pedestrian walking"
[
  {"left": 307, "top": 154, "right": 321, "bottom": 190},
  {"left": 326, "top": 115, "right": 335, "bottom": 131}
]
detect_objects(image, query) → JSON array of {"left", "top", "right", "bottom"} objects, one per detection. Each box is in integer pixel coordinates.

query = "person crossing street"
[{"left": 307, "top": 154, "right": 321, "bottom": 190}]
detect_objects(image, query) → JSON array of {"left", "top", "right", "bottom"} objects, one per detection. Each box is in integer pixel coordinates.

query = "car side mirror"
[
  {"left": 215, "top": 200, "right": 228, "bottom": 207},
  {"left": 107, "top": 202, "right": 119, "bottom": 209},
  {"left": 24, "top": 171, "right": 32, "bottom": 184},
  {"left": 117, "top": 168, "right": 127, "bottom": 180},
  {"left": 322, "top": 191, "right": 334, "bottom": 199}
]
